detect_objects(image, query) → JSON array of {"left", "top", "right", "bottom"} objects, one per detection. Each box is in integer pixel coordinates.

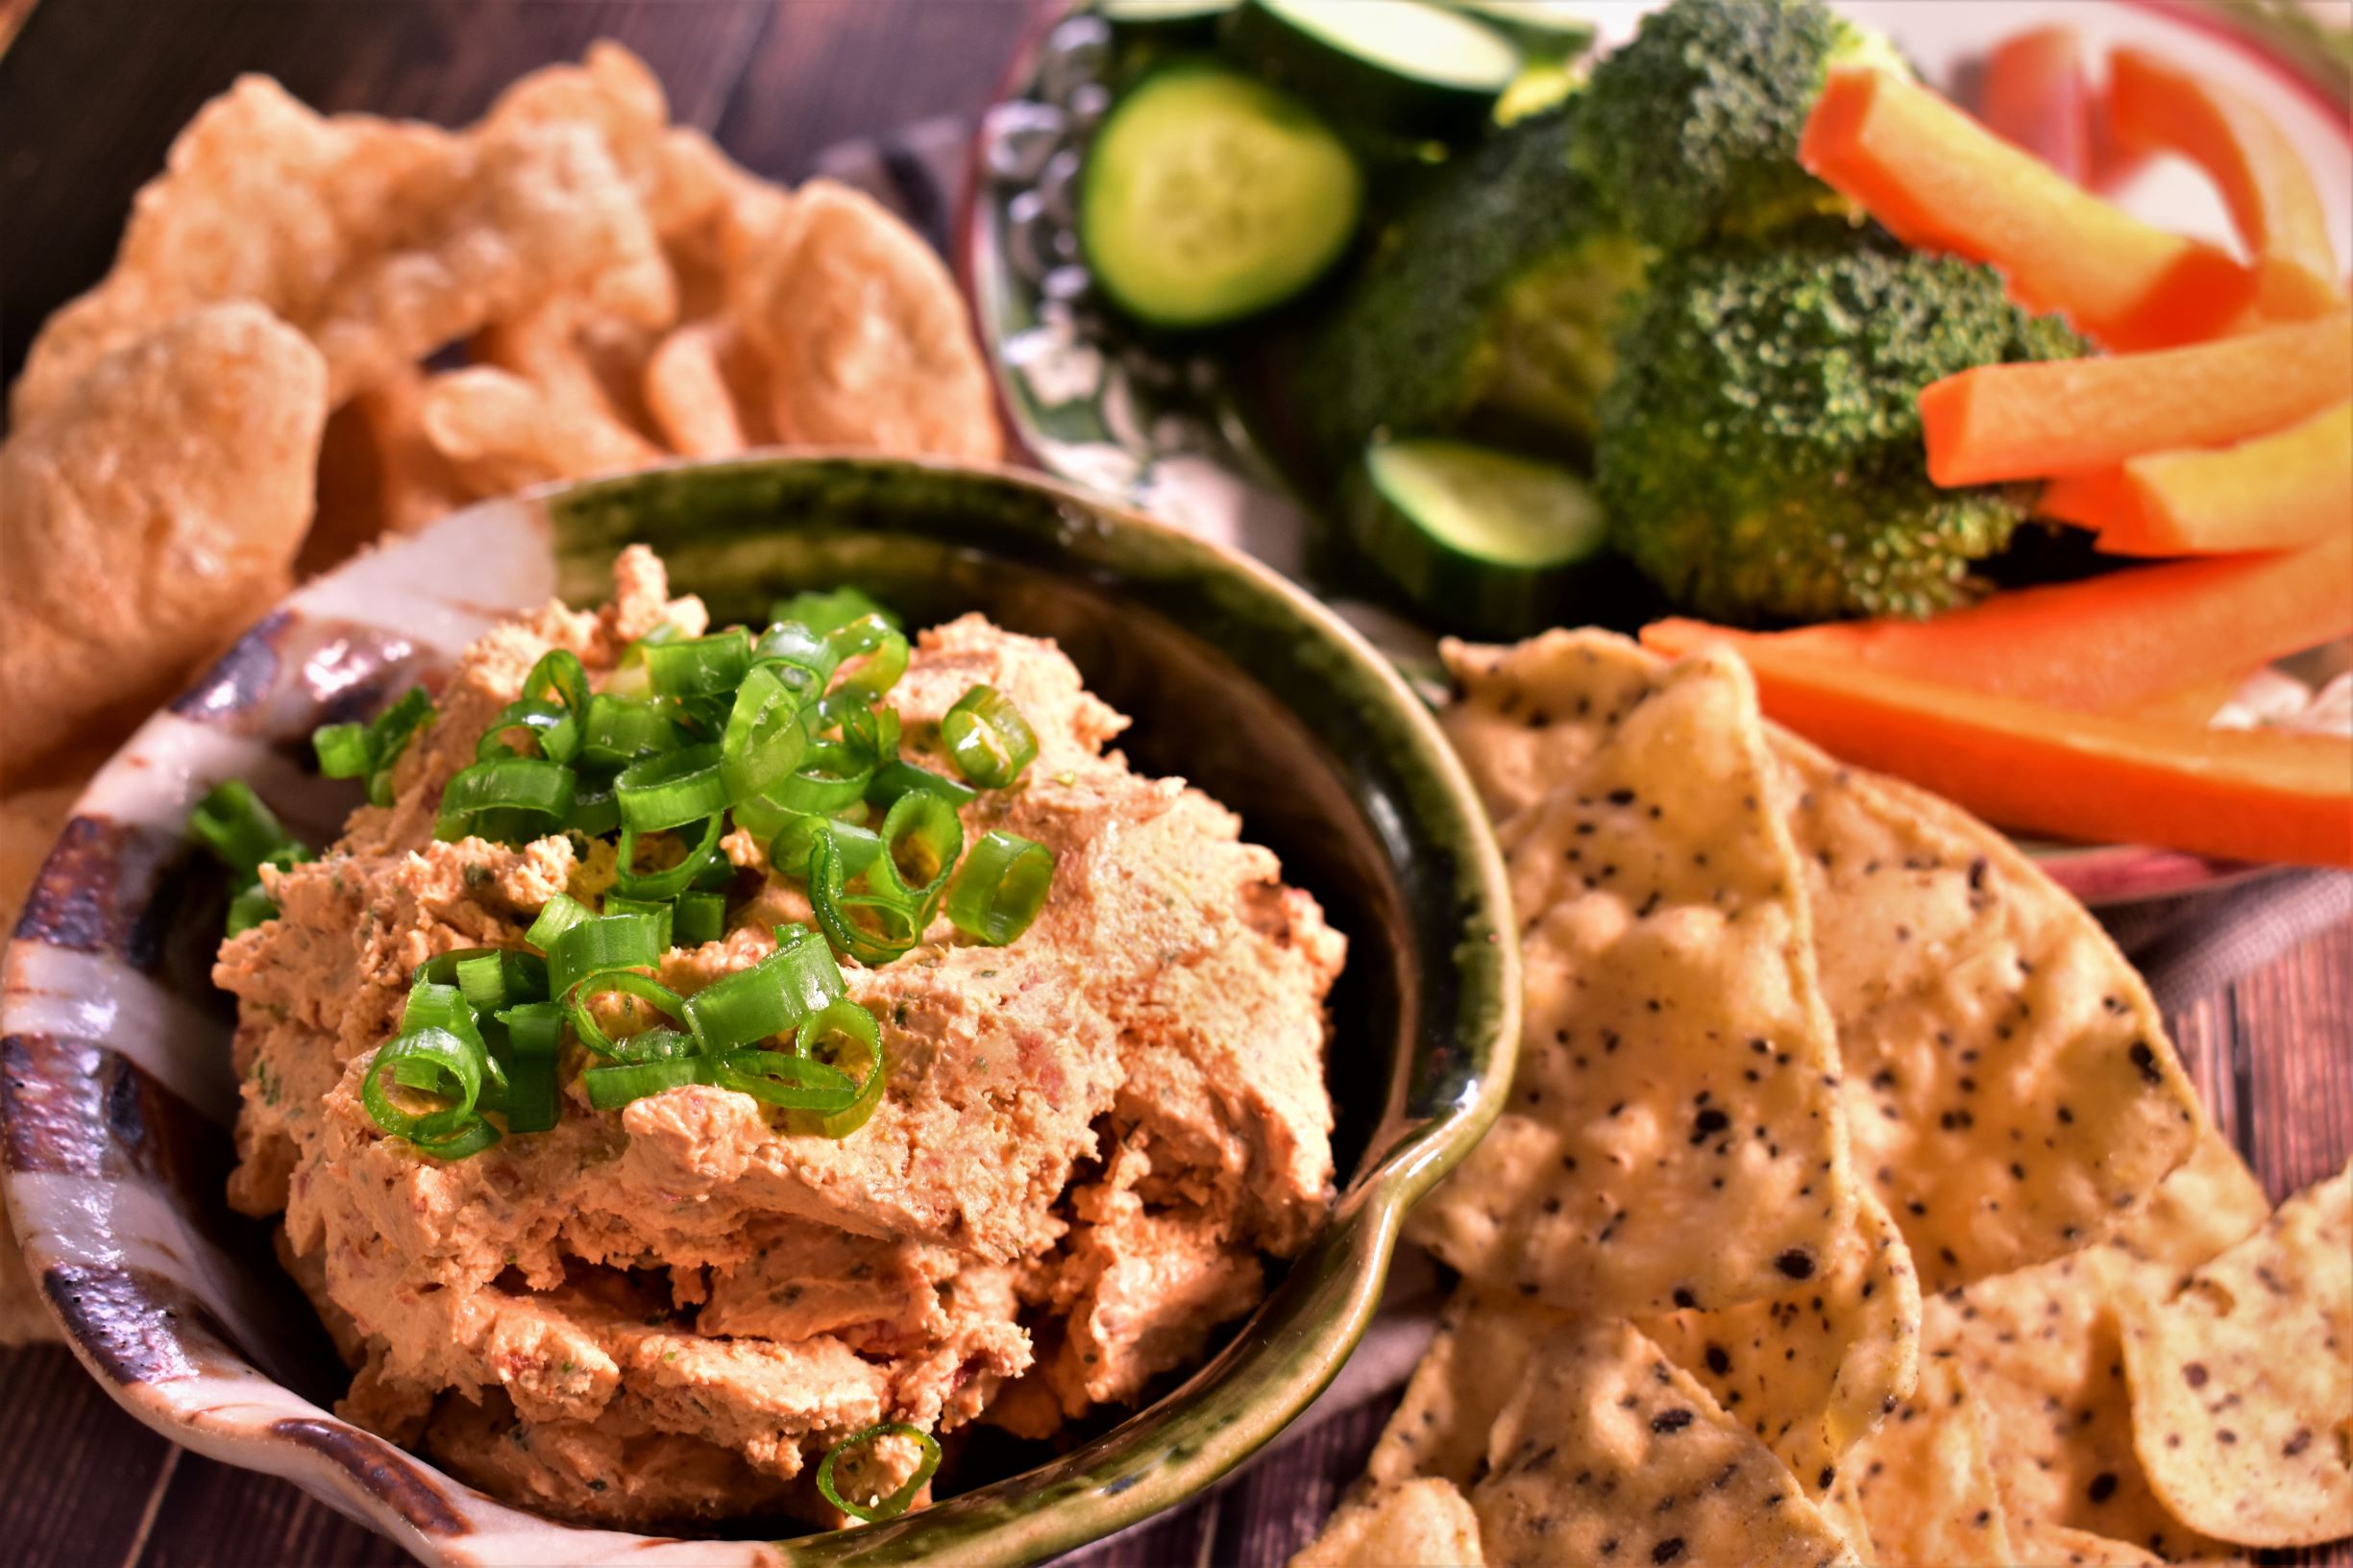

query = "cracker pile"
[
  {"left": 1299, "top": 631, "right": 2352, "bottom": 1567},
  {"left": 0, "top": 42, "right": 1002, "bottom": 1347}
]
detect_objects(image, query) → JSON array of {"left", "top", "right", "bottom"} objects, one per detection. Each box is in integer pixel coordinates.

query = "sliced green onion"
[
  {"left": 523, "top": 649, "right": 590, "bottom": 715},
  {"left": 312, "top": 723, "right": 375, "bottom": 779},
  {"left": 577, "top": 693, "right": 680, "bottom": 767},
  {"left": 413, "top": 946, "right": 499, "bottom": 986},
  {"left": 825, "top": 615, "right": 909, "bottom": 703},
  {"left": 585, "top": 1053, "right": 714, "bottom": 1110},
  {"left": 191, "top": 780, "right": 300, "bottom": 878},
  {"left": 615, "top": 744, "right": 727, "bottom": 833},
  {"left": 475, "top": 698, "right": 576, "bottom": 765},
  {"left": 771, "top": 814, "right": 883, "bottom": 882},
  {"left": 526, "top": 892, "right": 595, "bottom": 951},
  {"left": 809, "top": 831, "right": 924, "bottom": 967},
  {"left": 360, "top": 1023, "right": 485, "bottom": 1144},
  {"left": 565, "top": 783, "right": 623, "bottom": 838},
  {"left": 225, "top": 879, "right": 283, "bottom": 938},
  {"left": 314, "top": 687, "right": 436, "bottom": 807},
  {"left": 599, "top": 894, "right": 674, "bottom": 951},
  {"left": 435, "top": 757, "right": 576, "bottom": 844},
  {"left": 644, "top": 628, "right": 751, "bottom": 700},
  {"left": 714, "top": 1048, "right": 856, "bottom": 1111},
  {"left": 944, "top": 831, "right": 1055, "bottom": 946},
  {"left": 752, "top": 621, "right": 840, "bottom": 702},
  {"left": 942, "top": 685, "right": 1038, "bottom": 789},
  {"left": 457, "top": 950, "right": 547, "bottom": 1010},
  {"left": 817, "top": 1423, "right": 941, "bottom": 1523},
  {"left": 674, "top": 891, "right": 726, "bottom": 947},
  {"left": 867, "top": 759, "right": 977, "bottom": 810},
  {"left": 721, "top": 664, "right": 810, "bottom": 804},
  {"left": 408, "top": 1115, "right": 502, "bottom": 1160},
  {"left": 546, "top": 910, "right": 666, "bottom": 997},
  {"left": 498, "top": 999, "right": 567, "bottom": 1058},
  {"left": 613, "top": 813, "right": 724, "bottom": 900},
  {"left": 873, "top": 790, "right": 962, "bottom": 921},
  {"left": 566, "top": 968, "right": 691, "bottom": 1058},
  {"left": 682, "top": 928, "right": 845, "bottom": 1052},
  {"left": 769, "top": 735, "right": 874, "bottom": 816},
  {"left": 799, "top": 999, "right": 887, "bottom": 1138},
  {"left": 772, "top": 587, "right": 902, "bottom": 637}
]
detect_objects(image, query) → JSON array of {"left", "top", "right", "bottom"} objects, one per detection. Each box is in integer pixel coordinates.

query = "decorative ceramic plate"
[
  {"left": 959, "top": 0, "right": 2353, "bottom": 905},
  {"left": 1, "top": 456, "right": 1517, "bottom": 1567}
]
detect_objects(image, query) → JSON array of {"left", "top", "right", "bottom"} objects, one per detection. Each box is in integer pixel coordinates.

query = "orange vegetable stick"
[
  {"left": 2107, "top": 46, "right": 2345, "bottom": 323},
  {"left": 1801, "top": 66, "right": 2257, "bottom": 350},
  {"left": 1920, "top": 311, "right": 2352, "bottom": 483},
  {"left": 1702, "top": 645, "right": 2353, "bottom": 867},
  {"left": 1640, "top": 528, "right": 2352, "bottom": 713},
  {"left": 2041, "top": 401, "right": 2353, "bottom": 555},
  {"left": 2128, "top": 668, "right": 2266, "bottom": 726},
  {"left": 1980, "top": 27, "right": 2091, "bottom": 181}
]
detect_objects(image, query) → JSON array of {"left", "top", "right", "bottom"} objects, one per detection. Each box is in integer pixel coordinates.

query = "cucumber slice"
[
  {"left": 1436, "top": 1, "right": 1595, "bottom": 61},
  {"left": 1100, "top": 0, "right": 1237, "bottom": 49},
  {"left": 1081, "top": 63, "right": 1363, "bottom": 330},
  {"left": 1226, "top": 0, "right": 1521, "bottom": 141},
  {"left": 1347, "top": 437, "right": 1615, "bottom": 634}
]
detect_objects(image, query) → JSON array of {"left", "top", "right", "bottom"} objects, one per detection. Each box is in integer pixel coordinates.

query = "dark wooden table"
[{"left": 2, "top": 4, "right": 2348, "bottom": 1565}]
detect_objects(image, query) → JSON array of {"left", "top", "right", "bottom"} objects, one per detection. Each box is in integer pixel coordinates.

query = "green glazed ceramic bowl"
[{"left": 2, "top": 454, "right": 1517, "bottom": 1566}]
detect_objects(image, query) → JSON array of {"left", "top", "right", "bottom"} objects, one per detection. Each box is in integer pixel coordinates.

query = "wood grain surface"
[{"left": 0, "top": 4, "right": 2346, "bottom": 1566}]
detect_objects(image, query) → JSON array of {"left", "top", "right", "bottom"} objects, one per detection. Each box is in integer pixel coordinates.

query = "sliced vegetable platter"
[{"left": 960, "top": 0, "right": 2353, "bottom": 899}]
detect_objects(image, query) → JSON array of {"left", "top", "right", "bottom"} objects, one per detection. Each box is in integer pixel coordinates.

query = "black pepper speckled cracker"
[
  {"left": 1470, "top": 1316, "right": 1858, "bottom": 1568},
  {"left": 1409, "top": 647, "right": 1858, "bottom": 1319}
]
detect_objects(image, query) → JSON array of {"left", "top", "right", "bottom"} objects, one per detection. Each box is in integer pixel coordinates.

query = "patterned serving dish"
[{"left": 0, "top": 454, "right": 1518, "bottom": 1565}]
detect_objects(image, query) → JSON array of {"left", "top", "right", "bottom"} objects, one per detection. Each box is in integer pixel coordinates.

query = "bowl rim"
[{"left": 2, "top": 452, "right": 1519, "bottom": 1567}]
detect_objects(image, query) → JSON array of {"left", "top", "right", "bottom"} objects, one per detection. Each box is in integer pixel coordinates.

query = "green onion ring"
[
  {"left": 682, "top": 929, "right": 846, "bottom": 1052},
  {"left": 772, "top": 587, "right": 901, "bottom": 638},
  {"left": 797, "top": 999, "right": 887, "bottom": 1139},
  {"left": 673, "top": 890, "right": 727, "bottom": 947},
  {"left": 525, "top": 893, "right": 595, "bottom": 952},
  {"left": 566, "top": 969, "right": 691, "bottom": 1058},
  {"left": 615, "top": 743, "right": 728, "bottom": 834},
  {"left": 942, "top": 685, "right": 1038, "bottom": 789},
  {"left": 565, "top": 783, "right": 623, "bottom": 838},
  {"left": 866, "top": 759, "right": 977, "bottom": 810},
  {"left": 576, "top": 693, "right": 680, "bottom": 767},
  {"left": 824, "top": 614, "right": 909, "bottom": 703},
  {"left": 713, "top": 1049, "right": 857, "bottom": 1111},
  {"left": 191, "top": 779, "right": 301, "bottom": 879},
  {"left": 809, "top": 831, "right": 924, "bottom": 967},
  {"left": 407, "top": 1115, "right": 503, "bottom": 1160},
  {"left": 585, "top": 1055, "right": 715, "bottom": 1110},
  {"left": 545, "top": 910, "right": 666, "bottom": 997},
  {"left": 644, "top": 628, "right": 752, "bottom": 700},
  {"left": 453, "top": 951, "right": 549, "bottom": 1011},
  {"left": 944, "top": 831, "right": 1056, "bottom": 946},
  {"left": 770, "top": 814, "right": 883, "bottom": 882},
  {"left": 613, "top": 813, "right": 725, "bottom": 901},
  {"left": 599, "top": 894, "right": 674, "bottom": 951},
  {"left": 360, "top": 1023, "right": 485, "bottom": 1144},
  {"left": 816, "top": 1423, "right": 942, "bottom": 1523},
  {"left": 872, "top": 790, "right": 962, "bottom": 922},
  {"left": 721, "top": 664, "right": 811, "bottom": 804},
  {"left": 435, "top": 757, "right": 576, "bottom": 844},
  {"left": 474, "top": 698, "right": 577, "bottom": 765},
  {"left": 311, "top": 723, "right": 374, "bottom": 779},
  {"left": 769, "top": 734, "right": 874, "bottom": 816}
]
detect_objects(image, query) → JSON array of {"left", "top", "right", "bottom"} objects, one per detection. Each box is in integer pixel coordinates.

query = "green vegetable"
[
  {"left": 945, "top": 832, "right": 1057, "bottom": 947},
  {"left": 1568, "top": 0, "right": 1908, "bottom": 251},
  {"left": 190, "top": 779, "right": 313, "bottom": 937},
  {"left": 1081, "top": 62, "right": 1363, "bottom": 330},
  {"left": 942, "top": 685, "right": 1038, "bottom": 790},
  {"left": 818, "top": 1423, "right": 943, "bottom": 1523},
  {"left": 1598, "top": 223, "right": 2087, "bottom": 625},
  {"left": 1344, "top": 436, "right": 1616, "bottom": 635},
  {"left": 1223, "top": 0, "right": 1522, "bottom": 143},
  {"left": 1294, "top": 107, "right": 1644, "bottom": 459}
]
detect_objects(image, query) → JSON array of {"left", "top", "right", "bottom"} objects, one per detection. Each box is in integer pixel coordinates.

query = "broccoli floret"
[
  {"left": 1295, "top": 108, "right": 1647, "bottom": 460},
  {"left": 1571, "top": 0, "right": 1908, "bottom": 251},
  {"left": 1597, "top": 223, "right": 2087, "bottom": 625}
]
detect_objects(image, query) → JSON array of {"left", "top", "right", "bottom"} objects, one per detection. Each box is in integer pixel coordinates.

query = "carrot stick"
[
  {"left": 2107, "top": 46, "right": 2345, "bottom": 323},
  {"left": 1708, "top": 646, "right": 2353, "bottom": 867},
  {"left": 2127, "top": 668, "right": 2265, "bottom": 726},
  {"left": 1920, "top": 311, "right": 2352, "bottom": 483},
  {"left": 2040, "top": 402, "right": 2353, "bottom": 555},
  {"left": 1801, "top": 66, "right": 2257, "bottom": 350},
  {"left": 1640, "top": 529, "right": 2352, "bottom": 713},
  {"left": 1980, "top": 28, "right": 2091, "bottom": 181}
]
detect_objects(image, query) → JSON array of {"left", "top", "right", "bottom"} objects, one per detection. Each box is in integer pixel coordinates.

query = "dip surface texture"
[{"left": 215, "top": 550, "right": 1344, "bottom": 1526}]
